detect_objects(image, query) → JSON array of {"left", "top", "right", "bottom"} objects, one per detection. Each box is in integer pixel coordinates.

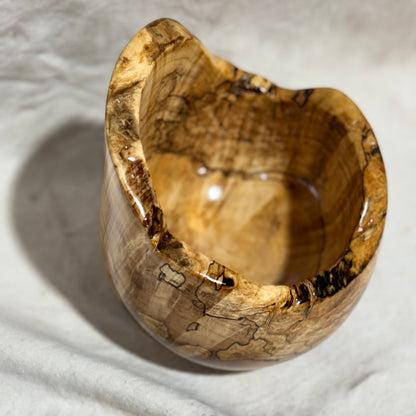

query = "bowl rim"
[{"left": 104, "top": 18, "right": 388, "bottom": 308}]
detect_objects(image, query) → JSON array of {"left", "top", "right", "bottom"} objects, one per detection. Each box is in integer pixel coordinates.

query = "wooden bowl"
[{"left": 101, "top": 18, "right": 387, "bottom": 370}]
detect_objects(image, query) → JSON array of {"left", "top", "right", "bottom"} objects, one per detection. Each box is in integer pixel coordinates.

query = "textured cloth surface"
[{"left": 1, "top": 1, "right": 415, "bottom": 415}]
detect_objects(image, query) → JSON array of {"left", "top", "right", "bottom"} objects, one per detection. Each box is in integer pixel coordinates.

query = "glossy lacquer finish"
[{"left": 100, "top": 18, "right": 387, "bottom": 370}]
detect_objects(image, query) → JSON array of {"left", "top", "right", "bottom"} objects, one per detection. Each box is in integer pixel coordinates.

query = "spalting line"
[
  {"left": 158, "top": 263, "right": 186, "bottom": 288},
  {"left": 186, "top": 322, "right": 200, "bottom": 331},
  {"left": 292, "top": 89, "right": 314, "bottom": 108}
]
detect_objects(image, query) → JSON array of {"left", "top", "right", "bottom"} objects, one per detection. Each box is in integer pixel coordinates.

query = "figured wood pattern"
[{"left": 101, "top": 18, "right": 387, "bottom": 370}]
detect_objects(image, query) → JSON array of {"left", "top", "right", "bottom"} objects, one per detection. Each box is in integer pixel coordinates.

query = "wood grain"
[{"left": 100, "top": 18, "right": 387, "bottom": 370}]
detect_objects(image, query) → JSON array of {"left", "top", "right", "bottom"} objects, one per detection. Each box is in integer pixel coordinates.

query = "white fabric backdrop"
[{"left": 1, "top": 1, "right": 415, "bottom": 415}]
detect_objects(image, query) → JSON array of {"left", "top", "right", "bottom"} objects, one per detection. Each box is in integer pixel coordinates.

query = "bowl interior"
[{"left": 138, "top": 51, "right": 363, "bottom": 285}]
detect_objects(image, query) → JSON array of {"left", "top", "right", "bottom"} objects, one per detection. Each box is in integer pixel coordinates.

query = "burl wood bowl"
[{"left": 100, "top": 18, "right": 387, "bottom": 370}]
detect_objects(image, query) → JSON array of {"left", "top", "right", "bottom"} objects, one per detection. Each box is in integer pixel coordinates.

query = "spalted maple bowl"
[{"left": 100, "top": 18, "right": 387, "bottom": 370}]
